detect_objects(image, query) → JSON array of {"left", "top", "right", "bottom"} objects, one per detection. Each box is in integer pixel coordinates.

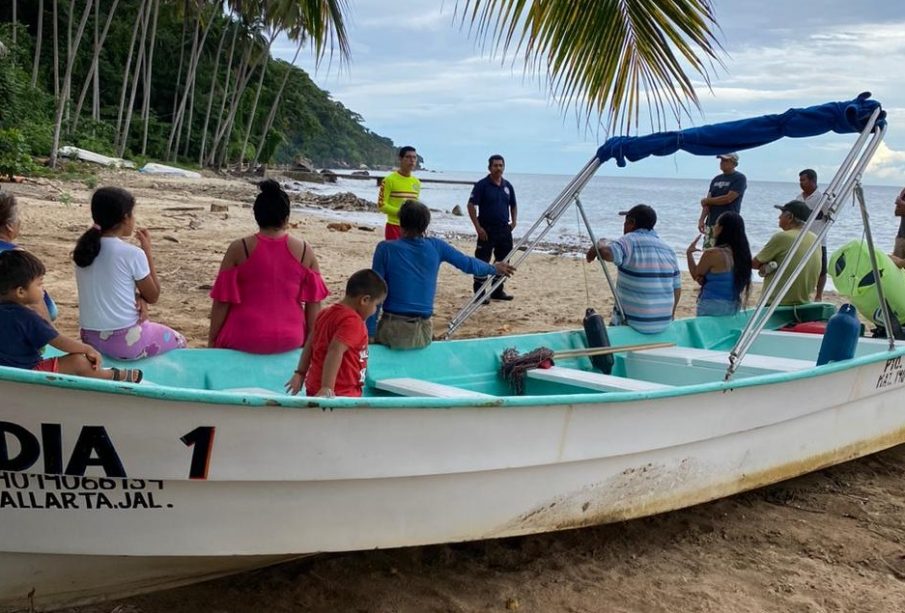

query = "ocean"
[{"left": 287, "top": 169, "right": 903, "bottom": 264}]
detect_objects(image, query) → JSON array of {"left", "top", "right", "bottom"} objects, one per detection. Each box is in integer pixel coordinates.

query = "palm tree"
[
  {"left": 30, "top": 0, "right": 43, "bottom": 86},
  {"left": 49, "top": 0, "right": 95, "bottom": 168},
  {"left": 72, "top": 0, "right": 121, "bottom": 133},
  {"left": 455, "top": 0, "right": 722, "bottom": 133}
]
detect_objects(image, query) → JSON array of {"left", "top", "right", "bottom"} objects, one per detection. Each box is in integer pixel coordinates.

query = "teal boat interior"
[{"left": 7, "top": 303, "right": 900, "bottom": 407}]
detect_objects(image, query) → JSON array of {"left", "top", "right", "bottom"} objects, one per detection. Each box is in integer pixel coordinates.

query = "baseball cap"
[
  {"left": 617, "top": 204, "right": 657, "bottom": 230},
  {"left": 774, "top": 200, "right": 811, "bottom": 222},
  {"left": 717, "top": 153, "right": 739, "bottom": 162}
]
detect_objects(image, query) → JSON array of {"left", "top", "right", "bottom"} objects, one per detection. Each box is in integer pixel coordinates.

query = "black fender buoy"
[{"left": 583, "top": 307, "right": 613, "bottom": 374}]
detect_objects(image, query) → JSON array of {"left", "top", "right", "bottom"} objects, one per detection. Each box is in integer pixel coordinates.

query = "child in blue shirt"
[{"left": 0, "top": 250, "right": 142, "bottom": 382}]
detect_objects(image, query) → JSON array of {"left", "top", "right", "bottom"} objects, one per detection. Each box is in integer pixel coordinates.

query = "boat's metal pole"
[
  {"left": 727, "top": 110, "right": 885, "bottom": 379},
  {"left": 445, "top": 157, "right": 603, "bottom": 338},
  {"left": 729, "top": 128, "right": 886, "bottom": 378},
  {"left": 574, "top": 195, "right": 626, "bottom": 321},
  {"left": 853, "top": 182, "right": 897, "bottom": 351}
]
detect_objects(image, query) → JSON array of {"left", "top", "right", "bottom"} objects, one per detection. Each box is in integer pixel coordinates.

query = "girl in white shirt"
[{"left": 73, "top": 187, "right": 186, "bottom": 360}]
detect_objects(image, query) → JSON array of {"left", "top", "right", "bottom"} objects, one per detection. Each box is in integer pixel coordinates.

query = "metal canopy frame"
[{"left": 444, "top": 105, "right": 892, "bottom": 378}]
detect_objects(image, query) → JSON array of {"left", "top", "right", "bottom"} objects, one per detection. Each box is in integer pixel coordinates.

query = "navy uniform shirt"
[
  {"left": 469, "top": 176, "right": 517, "bottom": 228},
  {"left": 706, "top": 170, "right": 747, "bottom": 225}
]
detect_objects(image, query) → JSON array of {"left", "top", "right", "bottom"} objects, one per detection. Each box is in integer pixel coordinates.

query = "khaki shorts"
[
  {"left": 375, "top": 312, "right": 433, "bottom": 350},
  {"left": 895, "top": 237, "right": 905, "bottom": 259}
]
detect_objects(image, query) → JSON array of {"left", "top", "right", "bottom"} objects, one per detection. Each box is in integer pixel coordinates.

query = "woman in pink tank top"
[{"left": 208, "top": 180, "right": 329, "bottom": 354}]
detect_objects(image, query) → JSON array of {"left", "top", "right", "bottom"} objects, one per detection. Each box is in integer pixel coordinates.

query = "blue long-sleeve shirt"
[{"left": 368, "top": 236, "right": 497, "bottom": 335}]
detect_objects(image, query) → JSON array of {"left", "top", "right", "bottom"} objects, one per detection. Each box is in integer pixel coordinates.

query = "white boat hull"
[{"left": 3, "top": 352, "right": 905, "bottom": 610}]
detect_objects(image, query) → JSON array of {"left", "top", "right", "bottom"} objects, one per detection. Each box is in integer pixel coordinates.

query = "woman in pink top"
[{"left": 208, "top": 180, "right": 329, "bottom": 354}]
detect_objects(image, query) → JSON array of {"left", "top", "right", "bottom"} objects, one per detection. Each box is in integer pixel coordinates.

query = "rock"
[
  {"left": 505, "top": 597, "right": 520, "bottom": 610},
  {"left": 197, "top": 283, "right": 212, "bottom": 290},
  {"left": 451, "top": 204, "right": 464, "bottom": 216},
  {"left": 357, "top": 226, "right": 375, "bottom": 232},
  {"left": 327, "top": 222, "right": 352, "bottom": 232},
  {"left": 210, "top": 203, "right": 229, "bottom": 213},
  {"left": 351, "top": 170, "right": 370, "bottom": 177},
  {"left": 291, "top": 191, "right": 375, "bottom": 212},
  {"left": 162, "top": 235, "right": 179, "bottom": 243}
]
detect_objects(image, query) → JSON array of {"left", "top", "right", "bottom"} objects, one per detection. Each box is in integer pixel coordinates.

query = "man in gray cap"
[
  {"left": 698, "top": 153, "right": 747, "bottom": 248},
  {"left": 752, "top": 200, "right": 821, "bottom": 306}
]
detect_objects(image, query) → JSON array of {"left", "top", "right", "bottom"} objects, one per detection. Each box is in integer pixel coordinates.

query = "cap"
[
  {"left": 774, "top": 200, "right": 811, "bottom": 222},
  {"left": 717, "top": 153, "right": 739, "bottom": 162},
  {"left": 617, "top": 204, "right": 657, "bottom": 230}
]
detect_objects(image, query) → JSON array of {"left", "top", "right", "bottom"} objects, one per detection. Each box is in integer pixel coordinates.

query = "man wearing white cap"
[{"left": 698, "top": 153, "right": 747, "bottom": 248}]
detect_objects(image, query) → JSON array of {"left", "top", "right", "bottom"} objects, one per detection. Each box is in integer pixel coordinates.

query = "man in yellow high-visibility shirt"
[{"left": 377, "top": 146, "right": 421, "bottom": 240}]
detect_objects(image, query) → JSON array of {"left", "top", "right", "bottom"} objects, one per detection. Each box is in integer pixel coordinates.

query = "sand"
[{"left": 4, "top": 170, "right": 904, "bottom": 612}]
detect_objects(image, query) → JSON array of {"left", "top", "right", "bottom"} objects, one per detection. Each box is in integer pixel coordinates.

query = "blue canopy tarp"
[{"left": 596, "top": 92, "right": 885, "bottom": 167}]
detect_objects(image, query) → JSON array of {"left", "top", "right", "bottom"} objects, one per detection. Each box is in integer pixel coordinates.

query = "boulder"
[{"left": 451, "top": 204, "right": 464, "bottom": 216}]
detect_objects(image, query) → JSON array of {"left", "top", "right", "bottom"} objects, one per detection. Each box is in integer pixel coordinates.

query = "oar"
[{"left": 552, "top": 341, "right": 675, "bottom": 359}]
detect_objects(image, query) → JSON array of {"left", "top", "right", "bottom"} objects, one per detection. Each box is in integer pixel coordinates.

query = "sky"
[{"left": 275, "top": 0, "right": 905, "bottom": 185}]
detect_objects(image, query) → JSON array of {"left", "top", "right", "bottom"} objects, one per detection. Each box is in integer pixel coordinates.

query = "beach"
[{"left": 6, "top": 170, "right": 905, "bottom": 612}]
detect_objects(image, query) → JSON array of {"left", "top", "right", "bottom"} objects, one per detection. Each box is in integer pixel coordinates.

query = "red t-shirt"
[{"left": 304, "top": 304, "right": 369, "bottom": 397}]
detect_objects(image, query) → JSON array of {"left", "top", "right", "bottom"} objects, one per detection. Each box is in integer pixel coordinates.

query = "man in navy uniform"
[{"left": 467, "top": 154, "right": 517, "bottom": 301}]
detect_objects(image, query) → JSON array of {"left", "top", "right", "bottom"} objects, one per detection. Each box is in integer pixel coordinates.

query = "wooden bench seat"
[
  {"left": 633, "top": 346, "right": 813, "bottom": 372},
  {"left": 375, "top": 378, "right": 494, "bottom": 398},
  {"left": 526, "top": 366, "right": 674, "bottom": 392}
]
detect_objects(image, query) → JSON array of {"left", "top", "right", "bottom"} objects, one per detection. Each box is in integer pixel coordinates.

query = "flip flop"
[{"left": 111, "top": 367, "right": 144, "bottom": 383}]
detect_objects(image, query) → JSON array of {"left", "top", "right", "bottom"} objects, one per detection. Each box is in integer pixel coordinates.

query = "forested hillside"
[{"left": 0, "top": 1, "right": 397, "bottom": 174}]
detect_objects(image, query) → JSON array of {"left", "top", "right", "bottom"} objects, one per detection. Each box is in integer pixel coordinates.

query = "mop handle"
[{"left": 552, "top": 341, "right": 675, "bottom": 359}]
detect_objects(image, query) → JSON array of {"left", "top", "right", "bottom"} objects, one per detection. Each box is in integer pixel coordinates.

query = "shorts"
[
  {"left": 33, "top": 358, "right": 59, "bottom": 372},
  {"left": 81, "top": 320, "right": 187, "bottom": 361},
  {"left": 384, "top": 224, "right": 402, "bottom": 240},
  {"left": 375, "top": 311, "right": 432, "bottom": 350}
]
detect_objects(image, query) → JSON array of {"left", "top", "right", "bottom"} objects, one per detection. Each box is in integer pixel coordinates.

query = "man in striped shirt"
[{"left": 585, "top": 204, "right": 681, "bottom": 334}]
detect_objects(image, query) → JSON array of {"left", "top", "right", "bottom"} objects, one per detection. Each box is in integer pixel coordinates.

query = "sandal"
[{"left": 111, "top": 367, "right": 144, "bottom": 383}]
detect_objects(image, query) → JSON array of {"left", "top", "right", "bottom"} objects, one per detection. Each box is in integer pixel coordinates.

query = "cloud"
[
  {"left": 866, "top": 142, "right": 905, "bottom": 181},
  {"left": 356, "top": 8, "right": 453, "bottom": 31}
]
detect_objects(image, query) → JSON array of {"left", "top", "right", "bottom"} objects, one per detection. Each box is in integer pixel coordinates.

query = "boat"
[{"left": 2, "top": 94, "right": 900, "bottom": 611}]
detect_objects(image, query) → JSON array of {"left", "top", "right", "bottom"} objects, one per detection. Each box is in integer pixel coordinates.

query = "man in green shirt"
[
  {"left": 377, "top": 146, "right": 421, "bottom": 240},
  {"left": 753, "top": 200, "right": 821, "bottom": 306}
]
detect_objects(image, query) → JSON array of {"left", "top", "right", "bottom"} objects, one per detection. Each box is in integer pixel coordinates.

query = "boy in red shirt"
[{"left": 285, "top": 269, "right": 386, "bottom": 397}]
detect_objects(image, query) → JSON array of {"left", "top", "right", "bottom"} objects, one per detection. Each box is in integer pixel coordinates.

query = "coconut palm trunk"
[
  {"left": 31, "top": 0, "right": 43, "bottom": 86},
  {"left": 167, "top": 9, "right": 214, "bottom": 161},
  {"left": 52, "top": 0, "right": 59, "bottom": 99},
  {"left": 238, "top": 30, "right": 279, "bottom": 170},
  {"left": 205, "top": 34, "right": 254, "bottom": 167},
  {"left": 72, "top": 0, "right": 121, "bottom": 133},
  {"left": 114, "top": 0, "right": 148, "bottom": 149},
  {"left": 140, "top": 0, "right": 161, "bottom": 155},
  {"left": 49, "top": 0, "right": 95, "bottom": 168},
  {"left": 199, "top": 20, "right": 233, "bottom": 166},
  {"left": 117, "top": 0, "right": 152, "bottom": 158},
  {"left": 251, "top": 42, "right": 301, "bottom": 169}
]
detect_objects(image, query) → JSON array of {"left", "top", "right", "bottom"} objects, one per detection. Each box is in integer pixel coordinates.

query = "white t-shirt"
[
  {"left": 797, "top": 190, "right": 829, "bottom": 246},
  {"left": 75, "top": 237, "right": 151, "bottom": 330}
]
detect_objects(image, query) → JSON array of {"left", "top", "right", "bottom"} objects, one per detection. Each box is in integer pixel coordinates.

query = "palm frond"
[{"left": 457, "top": 0, "right": 723, "bottom": 134}]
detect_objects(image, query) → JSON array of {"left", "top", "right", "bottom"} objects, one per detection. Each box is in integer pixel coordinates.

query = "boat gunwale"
[{"left": 1, "top": 343, "right": 902, "bottom": 410}]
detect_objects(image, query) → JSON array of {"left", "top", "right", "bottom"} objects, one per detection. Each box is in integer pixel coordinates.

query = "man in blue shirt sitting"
[
  {"left": 467, "top": 154, "right": 517, "bottom": 301},
  {"left": 369, "top": 200, "right": 516, "bottom": 349}
]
